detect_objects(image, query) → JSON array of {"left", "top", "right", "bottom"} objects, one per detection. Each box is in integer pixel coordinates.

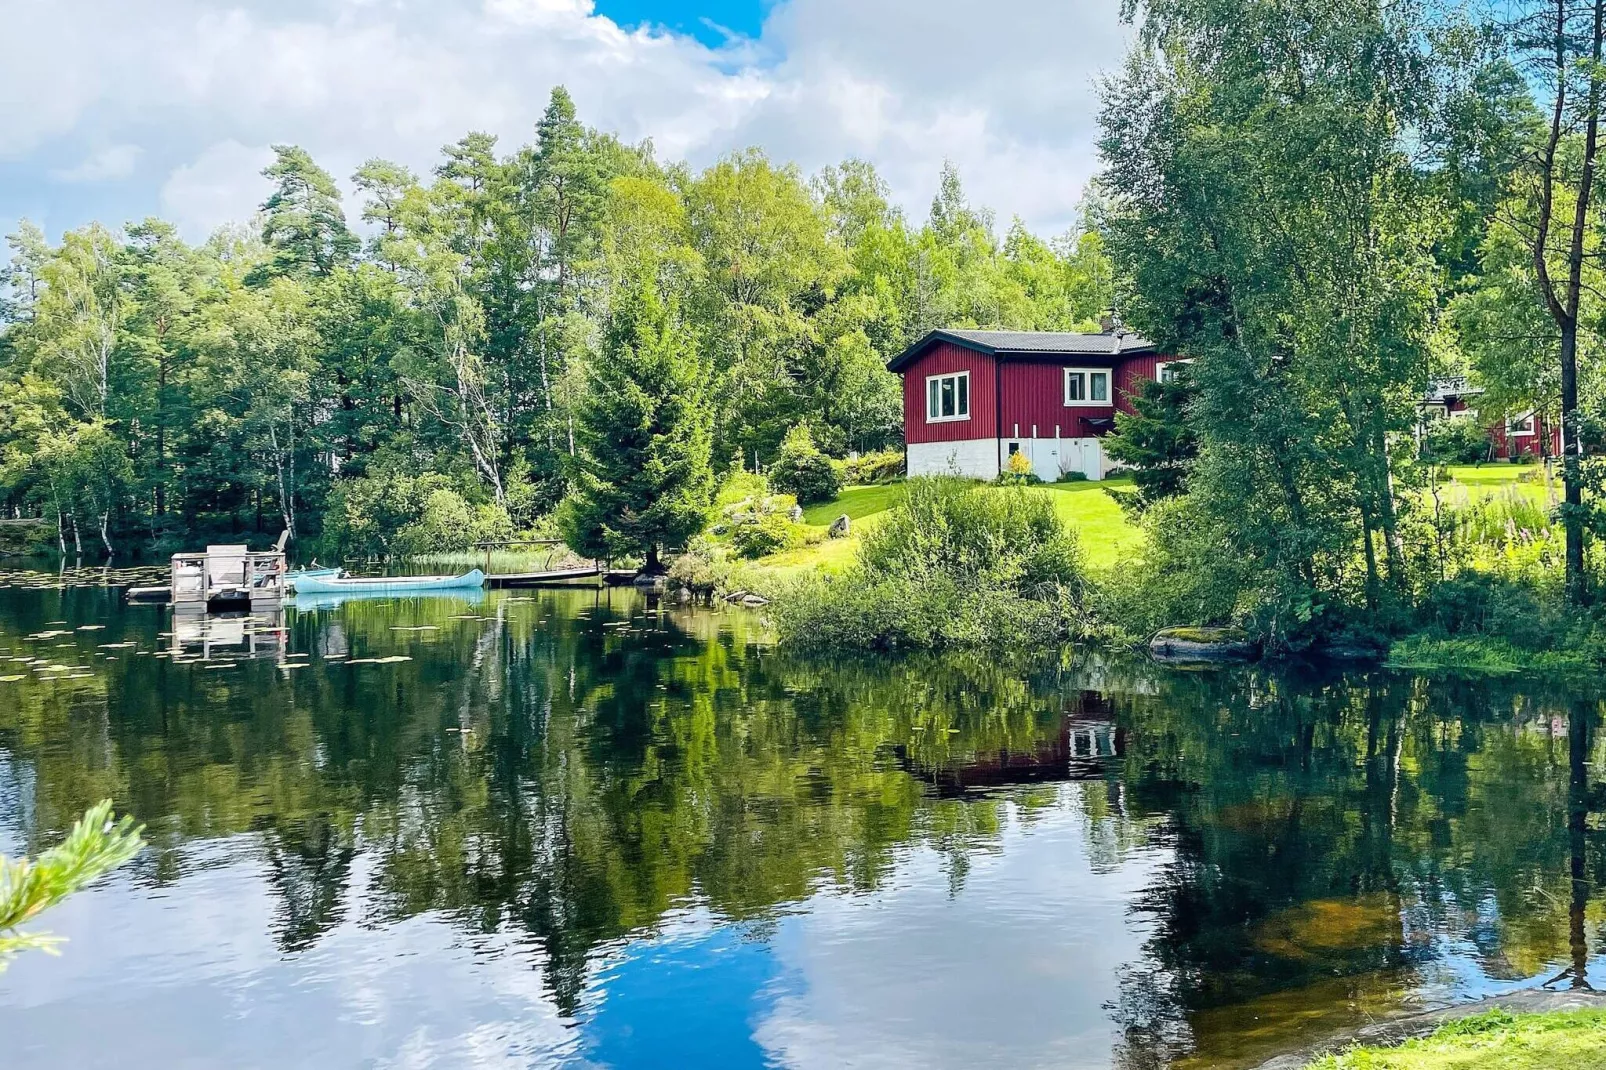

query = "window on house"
[
  {"left": 1509, "top": 413, "right": 1536, "bottom": 437},
  {"left": 1064, "top": 369, "right": 1110, "bottom": 406},
  {"left": 1157, "top": 359, "right": 1193, "bottom": 384},
  {"left": 925, "top": 371, "right": 970, "bottom": 422}
]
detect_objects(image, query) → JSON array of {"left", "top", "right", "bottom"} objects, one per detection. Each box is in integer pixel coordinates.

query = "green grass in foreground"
[
  {"left": 765, "top": 479, "right": 1144, "bottom": 576},
  {"left": 1304, "top": 1008, "right": 1606, "bottom": 1069}
]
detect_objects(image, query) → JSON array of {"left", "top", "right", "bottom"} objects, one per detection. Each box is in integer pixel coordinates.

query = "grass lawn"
[
  {"left": 1041, "top": 478, "right": 1146, "bottom": 570},
  {"left": 1304, "top": 1008, "right": 1606, "bottom": 1069},
  {"left": 799, "top": 484, "right": 905, "bottom": 526},
  {"left": 1439, "top": 462, "right": 1545, "bottom": 486},
  {"left": 1432, "top": 459, "right": 1554, "bottom": 507},
  {"left": 761, "top": 478, "right": 1144, "bottom": 577}
]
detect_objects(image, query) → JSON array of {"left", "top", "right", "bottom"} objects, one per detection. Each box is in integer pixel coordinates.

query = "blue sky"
[
  {"left": 0, "top": 0, "right": 1131, "bottom": 244},
  {"left": 596, "top": 0, "right": 777, "bottom": 45}
]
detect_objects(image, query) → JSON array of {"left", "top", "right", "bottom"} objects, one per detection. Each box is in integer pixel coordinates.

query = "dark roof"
[{"left": 886, "top": 328, "right": 1158, "bottom": 372}]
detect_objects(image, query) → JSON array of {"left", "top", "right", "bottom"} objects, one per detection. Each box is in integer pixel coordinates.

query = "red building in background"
[
  {"left": 1419, "top": 377, "right": 1562, "bottom": 459},
  {"left": 886, "top": 327, "right": 1183, "bottom": 480}
]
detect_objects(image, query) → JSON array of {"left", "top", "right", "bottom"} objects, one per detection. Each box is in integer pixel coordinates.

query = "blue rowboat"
[
  {"left": 289, "top": 587, "right": 487, "bottom": 612},
  {"left": 286, "top": 566, "right": 342, "bottom": 582},
  {"left": 288, "top": 569, "right": 486, "bottom": 596}
]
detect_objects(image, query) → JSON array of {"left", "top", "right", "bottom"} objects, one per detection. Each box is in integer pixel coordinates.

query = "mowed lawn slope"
[
  {"left": 773, "top": 479, "right": 1145, "bottom": 575},
  {"left": 765, "top": 465, "right": 1549, "bottom": 580}
]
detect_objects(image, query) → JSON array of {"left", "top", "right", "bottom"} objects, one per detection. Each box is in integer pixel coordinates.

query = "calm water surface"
[{"left": 0, "top": 567, "right": 1602, "bottom": 1068}]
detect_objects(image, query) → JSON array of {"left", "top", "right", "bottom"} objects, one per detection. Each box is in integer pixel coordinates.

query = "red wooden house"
[
  {"left": 1419, "top": 377, "right": 1562, "bottom": 459},
  {"left": 886, "top": 327, "right": 1181, "bottom": 480}
]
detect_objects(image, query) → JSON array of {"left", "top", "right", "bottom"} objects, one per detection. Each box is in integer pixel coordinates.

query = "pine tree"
[
  {"left": 558, "top": 274, "right": 714, "bottom": 572},
  {"left": 259, "top": 145, "right": 358, "bottom": 279}
]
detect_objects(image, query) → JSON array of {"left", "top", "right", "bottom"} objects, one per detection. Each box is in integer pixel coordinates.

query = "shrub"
[
  {"left": 712, "top": 492, "right": 810, "bottom": 559},
  {"left": 995, "top": 450, "right": 1041, "bottom": 486},
  {"left": 1422, "top": 418, "right": 1490, "bottom": 464},
  {"left": 669, "top": 538, "right": 735, "bottom": 596},
  {"left": 768, "top": 425, "right": 841, "bottom": 505},
  {"left": 837, "top": 449, "right": 904, "bottom": 486},
  {"left": 770, "top": 476, "right": 1088, "bottom": 650}
]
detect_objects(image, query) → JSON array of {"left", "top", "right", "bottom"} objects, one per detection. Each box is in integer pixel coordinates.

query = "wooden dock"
[{"left": 486, "top": 567, "right": 639, "bottom": 589}]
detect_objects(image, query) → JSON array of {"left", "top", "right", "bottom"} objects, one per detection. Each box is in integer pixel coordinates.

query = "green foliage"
[
  {"left": 767, "top": 424, "right": 841, "bottom": 504},
  {"left": 322, "top": 471, "right": 511, "bottom": 560},
  {"left": 0, "top": 87, "right": 1116, "bottom": 557},
  {"left": 258, "top": 145, "right": 359, "bottom": 280},
  {"left": 772, "top": 476, "right": 1087, "bottom": 649},
  {"left": 558, "top": 273, "right": 716, "bottom": 569},
  {"left": 1421, "top": 418, "right": 1490, "bottom": 464},
  {"left": 1104, "top": 373, "right": 1198, "bottom": 507},
  {"left": 1097, "top": 0, "right": 1523, "bottom": 642},
  {"left": 1, "top": 801, "right": 144, "bottom": 970},
  {"left": 721, "top": 495, "right": 809, "bottom": 559},
  {"left": 836, "top": 449, "right": 904, "bottom": 486}
]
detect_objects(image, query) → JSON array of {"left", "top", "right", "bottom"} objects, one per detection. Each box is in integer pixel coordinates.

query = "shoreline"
[{"left": 1252, "top": 988, "right": 1606, "bottom": 1070}]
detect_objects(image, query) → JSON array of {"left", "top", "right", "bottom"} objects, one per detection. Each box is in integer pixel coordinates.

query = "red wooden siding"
[
  {"left": 994, "top": 354, "right": 1168, "bottom": 440},
  {"left": 1114, "top": 355, "right": 1164, "bottom": 411},
  {"left": 902, "top": 342, "right": 998, "bottom": 443},
  {"left": 1488, "top": 413, "right": 1563, "bottom": 459}
]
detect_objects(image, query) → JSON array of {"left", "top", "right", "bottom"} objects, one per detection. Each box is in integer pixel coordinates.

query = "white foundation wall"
[
  {"left": 906, "top": 439, "right": 1001, "bottom": 479},
  {"left": 907, "top": 437, "right": 1110, "bottom": 481}
]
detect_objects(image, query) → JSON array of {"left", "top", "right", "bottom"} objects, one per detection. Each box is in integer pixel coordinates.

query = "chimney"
[{"left": 1098, "top": 313, "right": 1116, "bottom": 333}]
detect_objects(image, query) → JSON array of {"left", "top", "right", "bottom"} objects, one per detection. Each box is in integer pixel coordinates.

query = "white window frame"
[
  {"left": 1063, "top": 367, "right": 1112, "bottom": 407},
  {"left": 1509, "top": 412, "right": 1536, "bottom": 438},
  {"left": 925, "top": 370, "right": 971, "bottom": 423},
  {"left": 1156, "top": 359, "right": 1194, "bottom": 384}
]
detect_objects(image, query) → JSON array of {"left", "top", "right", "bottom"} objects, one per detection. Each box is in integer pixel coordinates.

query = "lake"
[{"left": 0, "top": 567, "right": 1601, "bottom": 1069}]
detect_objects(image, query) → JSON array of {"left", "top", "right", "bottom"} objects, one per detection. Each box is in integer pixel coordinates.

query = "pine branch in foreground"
[{"left": 0, "top": 800, "right": 144, "bottom": 970}]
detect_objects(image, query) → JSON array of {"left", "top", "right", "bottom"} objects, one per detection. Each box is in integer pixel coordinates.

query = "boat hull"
[{"left": 287, "top": 569, "right": 486, "bottom": 596}]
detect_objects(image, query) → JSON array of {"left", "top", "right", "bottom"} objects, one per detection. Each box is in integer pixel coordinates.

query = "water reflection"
[{"left": 0, "top": 578, "right": 1600, "bottom": 1068}]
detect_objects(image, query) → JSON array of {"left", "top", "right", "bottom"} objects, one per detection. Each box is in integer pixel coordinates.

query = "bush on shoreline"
[{"left": 769, "top": 476, "right": 1089, "bottom": 650}]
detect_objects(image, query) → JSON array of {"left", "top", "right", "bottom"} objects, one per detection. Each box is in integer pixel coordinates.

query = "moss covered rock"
[{"left": 1149, "top": 626, "right": 1257, "bottom": 661}]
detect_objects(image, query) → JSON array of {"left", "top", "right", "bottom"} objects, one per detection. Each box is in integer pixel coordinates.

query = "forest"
[
  {"left": 0, "top": 87, "right": 1111, "bottom": 558},
  {"left": 6, "top": 0, "right": 1606, "bottom": 659}
]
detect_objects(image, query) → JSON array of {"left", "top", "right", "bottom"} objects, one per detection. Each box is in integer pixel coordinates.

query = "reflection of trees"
[
  {"left": 1106, "top": 670, "right": 1606, "bottom": 1069},
  {"left": 2, "top": 588, "right": 1604, "bottom": 1046}
]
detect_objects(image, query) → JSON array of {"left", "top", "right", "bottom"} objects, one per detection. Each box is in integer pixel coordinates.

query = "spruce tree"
[
  {"left": 1104, "top": 373, "right": 1198, "bottom": 507},
  {"left": 558, "top": 274, "right": 714, "bottom": 572}
]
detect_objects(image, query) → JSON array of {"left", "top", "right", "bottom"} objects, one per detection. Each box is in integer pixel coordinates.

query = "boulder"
[
  {"left": 740, "top": 594, "right": 769, "bottom": 608},
  {"left": 1149, "top": 626, "right": 1257, "bottom": 661},
  {"left": 827, "top": 514, "right": 851, "bottom": 538},
  {"left": 632, "top": 573, "right": 668, "bottom": 592}
]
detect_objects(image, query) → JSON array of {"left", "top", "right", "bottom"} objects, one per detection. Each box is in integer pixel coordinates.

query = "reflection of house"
[
  {"left": 1418, "top": 378, "right": 1561, "bottom": 459},
  {"left": 887, "top": 325, "right": 1184, "bottom": 481},
  {"left": 895, "top": 691, "right": 1125, "bottom": 797}
]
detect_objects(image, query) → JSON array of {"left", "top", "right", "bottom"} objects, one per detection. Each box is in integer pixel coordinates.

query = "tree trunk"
[
  {"left": 1562, "top": 321, "right": 1586, "bottom": 602},
  {"left": 100, "top": 512, "right": 113, "bottom": 556},
  {"left": 645, "top": 545, "right": 661, "bottom": 574}
]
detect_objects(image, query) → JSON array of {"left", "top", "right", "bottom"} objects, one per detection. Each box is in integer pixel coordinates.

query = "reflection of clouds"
[
  {"left": 754, "top": 791, "right": 1171, "bottom": 1070},
  {"left": 0, "top": 836, "right": 580, "bottom": 1070}
]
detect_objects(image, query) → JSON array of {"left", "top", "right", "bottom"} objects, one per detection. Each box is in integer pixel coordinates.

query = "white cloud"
[
  {"left": 159, "top": 141, "right": 275, "bottom": 240},
  {"left": 50, "top": 144, "right": 142, "bottom": 183},
  {"left": 1, "top": 0, "right": 1131, "bottom": 239}
]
